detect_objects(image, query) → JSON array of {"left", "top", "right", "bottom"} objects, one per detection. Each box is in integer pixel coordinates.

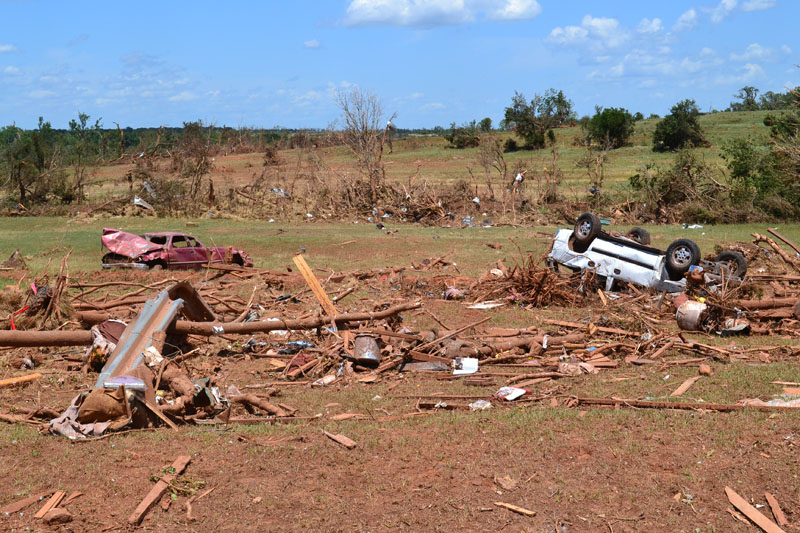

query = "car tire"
[
  {"left": 715, "top": 250, "right": 747, "bottom": 278},
  {"left": 626, "top": 227, "right": 651, "bottom": 245},
  {"left": 150, "top": 262, "right": 165, "bottom": 271},
  {"left": 665, "top": 239, "right": 701, "bottom": 280},
  {"left": 573, "top": 213, "right": 601, "bottom": 247}
]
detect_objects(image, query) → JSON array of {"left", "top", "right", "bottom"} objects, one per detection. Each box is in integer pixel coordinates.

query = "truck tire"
[
  {"left": 715, "top": 250, "right": 747, "bottom": 278},
  {"left": 149, "top": 261, "right": 166, "bottom": 271},
  {"left": 626, "top": 227, "right": 651, "bottom": 245},
  {"left": 573, "top": 213, "right": 601, "bottom": 247},
  {"left": 665, "top": 239, "right": 701, "bottom": 280}
]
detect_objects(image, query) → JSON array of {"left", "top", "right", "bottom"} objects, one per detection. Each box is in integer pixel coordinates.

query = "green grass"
[{"left": 2, "top": 216, "right": 800, "bottom": 277}]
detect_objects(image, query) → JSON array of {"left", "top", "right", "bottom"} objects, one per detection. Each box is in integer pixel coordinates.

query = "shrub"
[
  {"left": 652, "top": 99, "right": 708, "bottom": 152},
  {"left": 586, "top": 107, "right": 635, "bottom": 148}
]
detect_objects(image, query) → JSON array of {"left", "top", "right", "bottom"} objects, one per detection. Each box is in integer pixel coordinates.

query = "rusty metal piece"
[{"left": 353, "top": 334, "right": 381, "bottom": 368}]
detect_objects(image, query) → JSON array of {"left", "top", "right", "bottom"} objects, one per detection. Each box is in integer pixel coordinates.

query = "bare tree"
[{"left": 336, "top": 88, "right": 385, "bottom": 205}]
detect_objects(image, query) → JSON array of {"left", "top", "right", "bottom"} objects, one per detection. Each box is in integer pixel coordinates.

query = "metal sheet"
[{"left": 95, "top": 291, "right": 184, "bottom": 389}]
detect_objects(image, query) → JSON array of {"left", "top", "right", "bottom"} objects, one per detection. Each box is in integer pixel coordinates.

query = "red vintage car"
[{"left": 101, "top": 228, "right": 253, "bottom": 270}]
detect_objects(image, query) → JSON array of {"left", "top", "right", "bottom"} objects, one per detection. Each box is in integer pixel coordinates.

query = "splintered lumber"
[
  {"left": 670, "top": 376, "right": 702, "bottom": 397},
  {"left": 0, "top": 373, "right": 42, "bottom": 388},
  {"left": 725, "top": 486, "right": 785, "bottom": 533},
  {"left": 34, "top": 491, "right": 66, "bottom": 519},
  {"left": 0, "top": 491, "right": 52, "bottom": 514},
  {"left": 129, "top": 456, "right": 191, "bottom": 525},
  {"left": 651, "top": 341, "right": 675, "bottom": 359},
  {"left": 768, "top": 228, "right": 800, "bottom": 256},
  {"left": 230, "top": 394, "right": 288, "bottom": 417},
  {"left": 576, "top": 397, "right": 800, "bottom": 413},
  {"left": 764, "top": 492, "right": 788, "bottom": 527},
  {"left": 171, "top": 302, "right": 420, "bottom": 336},
  {"left": 322, "top": 430, "right": 357, "bottom": 449},
  {"left": 493, "top": 502, "right": 536, "bottom": 516},
  {"left": 293, "top": 255, "right": 338, "bottom": 319},
  {"left": 753, "top": 233, "right": 800, "bottom": 273},
  {"left": 540, "top": 319, "right": 638, "bottom": 337}
]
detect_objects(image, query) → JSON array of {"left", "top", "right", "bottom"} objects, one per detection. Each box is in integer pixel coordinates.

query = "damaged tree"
[{"left": 336, "top": 88, "right": 387, "bottom": 207}]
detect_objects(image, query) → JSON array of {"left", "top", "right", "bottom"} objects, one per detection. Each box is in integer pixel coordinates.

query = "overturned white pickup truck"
[{"left": 547, "top": 213, "right": 746, "bottom": 292}]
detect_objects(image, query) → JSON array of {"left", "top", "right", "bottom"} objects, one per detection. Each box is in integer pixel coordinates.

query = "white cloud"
[
  {"left": 781, "top": 44, "right": 792, "bottom": 54},
  {"left": 3, "top": 66, "right": 19, "bottom": 74},
  {"left": 741, "top": 0, "right": 777, "bottom": 11},
  {"left": 303, "top": 39, "right": 320, "bottom": 49},
  {"left": 673, "top": 9, "right": 697, "bottom": 31},
  {"left": 0, "top": 44, "right": 18, "bottom": 53},
  {"left": 548, "top": 25, "right": 588, "bottom": 45},
  {"left": 343, "top": 0, "right": 540, "bottom": 28},
  {"left": 485, "top": 0, "right": 541, "bottom": 21},
  {"left": 709, "top": 0, "right": 737, "bottom": 23},
  {"left": 716, "top": 62, "right": 765, "bottom": 84},
  {"left": 420, "top": 102, "right": 445, "bottom": 110},
  {"left": 168, "top": 91, "right": 197, "bottom": 102},
  {"left": 636, "top": 18, "right": 662, "bottom": 33},
  {"left": 730, "top": 43, "right": 774, "bottom": 61},
  {"left": 700, "top": 47, "right": 716, "bottom": 57},
  {"left": 548, "top": 15, "right": 627, "bottom": 49}
]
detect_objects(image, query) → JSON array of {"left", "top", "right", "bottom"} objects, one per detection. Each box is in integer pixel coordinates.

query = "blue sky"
[{"left": 0, "top": 0, "right": 796, "bottom": 129}]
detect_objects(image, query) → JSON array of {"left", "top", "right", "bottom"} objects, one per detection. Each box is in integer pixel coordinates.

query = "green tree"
[
  {"left": 652, "top": 99, "right": 707, "bottom": 152},
  {"left": 503, "top": 89, "right": 574, "bottom": 149},
  {"left": 478, "top": 117, "right": 492, "bottom": 132},
  {"left": 586, "top": 107, "right": 635, "bottom": 148}
]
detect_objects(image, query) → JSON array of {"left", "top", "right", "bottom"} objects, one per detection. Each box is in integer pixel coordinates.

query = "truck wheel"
[
  {"left": 715, "top": 250, "right": 747, "bottom": 278},
  {"left": 665, "top": 239, "right": 701, "bottom": 280},
  {"left": 626, "top": 227, "right": 651, "bottom": 245},
  {"left": 573, "top": 213, "right": 601, "bottom": 247},
  {"left": 149, "top": 261, "right": 166, "bottom": 271}
]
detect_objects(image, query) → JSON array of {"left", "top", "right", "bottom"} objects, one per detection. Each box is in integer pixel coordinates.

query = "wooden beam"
[
  {"left": 725, "top": 486, "right": 785, "bottom": 533},
  {"left": 0, "top": 491, "right": 52, "bottom": 514},
  {"left": 0, "top": 373, "right": 42, "bottom": 388},
  {"left": 292, "top": 255, "right": 337, "bottom": 320},
  {"left": 34, "top": 491, "right": 65, "bottom": 519},
  {"left": 128, "top": 455, "right": 191, "bottom": 525}
]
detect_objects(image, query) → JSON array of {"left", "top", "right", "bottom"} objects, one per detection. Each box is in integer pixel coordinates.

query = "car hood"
[{"left": 102, "top": 228, "right": 163, "bottom": 258}]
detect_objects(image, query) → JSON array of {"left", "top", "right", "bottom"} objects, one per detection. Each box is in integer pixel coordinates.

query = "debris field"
[{"left": 1, "top": 230, "right": 799, "bottom": 531}]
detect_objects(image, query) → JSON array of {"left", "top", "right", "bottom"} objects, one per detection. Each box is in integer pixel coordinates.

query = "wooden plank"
[
  {"left": 493, "top": 501, "right": 536, "bottom": 516},
  {"left": 61, "top": 491, "right": 83, "bottom": 506},
  {"left": 764, "top": 492, "right": 788, "bottom": 527},
  {"left": 0, "top": 373, "right": 42, "bottom": 388},
  {"left": 128, "top": 455, "right": 191, "bottom": 525},
  {"left": 292, "top": 255, "right": 337, "bottom": 319},
  {"left": 725, "top": 486, "right": 785, "bottom": 533},
  {"left": 34, "top": 491, "right": 65, "bottom": 519},
  {"left": 671, "top": 376, "right": 702, "bottom": 397},
  {"left": 540, "top": 318, "right": 637, "bottom": 337},
  {"left": 322, "top": 430, "right": 357, "bottom": 449},
  {"left": 0, "top": 491, "right": 52, "bottom": 514},
  {"left": 140, "top": 398, "right": 179, "bottom": 430},
  {"left": 651, "top": 341, "right": 675, "bottom": 359}
]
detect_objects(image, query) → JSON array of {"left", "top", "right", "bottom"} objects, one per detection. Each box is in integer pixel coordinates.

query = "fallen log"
[
  {"left": 3, "top": 302, "right": 421, "bottom": 347},
  {"left": 736, "top": 297, "right": 798, "bottom": 310},
  {"left": 576, "top": 397, "right": 800, "bottom": 413}
]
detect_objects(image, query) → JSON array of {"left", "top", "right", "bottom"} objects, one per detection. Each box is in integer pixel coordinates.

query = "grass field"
[
  {"left": 81, "top": 110, "right": 777, "bottom": 208},
  {"left": 1, "top": 215, "right": 799, "bottom": 275}
]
